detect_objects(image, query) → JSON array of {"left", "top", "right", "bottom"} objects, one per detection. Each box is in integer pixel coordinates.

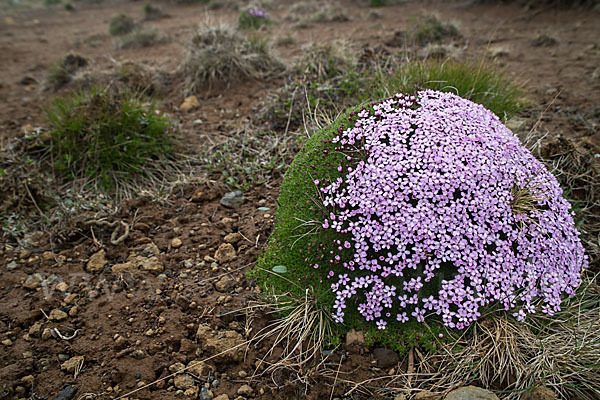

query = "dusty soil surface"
[{"left": 1, "top": 1, "right": 599, "bottom": 399}]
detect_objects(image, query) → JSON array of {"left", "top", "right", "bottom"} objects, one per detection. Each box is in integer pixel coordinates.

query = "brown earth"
[{"left": 0, "top": 1, "right": 599, "bottom": 399}]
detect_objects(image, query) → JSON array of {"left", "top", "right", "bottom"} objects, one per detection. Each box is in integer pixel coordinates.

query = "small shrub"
[
  {"left": 109, "top": 14, "right": 136, "bottom": 36},
  {"left": 179, "top": 24, "right": 283, "bottom": 94},
  {"left": 252, "top": 90, "right": 586, "bottom": 353},
  {"left": 46, "top": 54, "right": 88, "bottom": 90},
  {"left": 238, "top": 7, "right": 271, "bottom": 30},
  {"left": 46, "top": 87, "right": 172, "bottom": 190},
  {"left": 45, "top": 0, "right": 61, "bottom": 6}
]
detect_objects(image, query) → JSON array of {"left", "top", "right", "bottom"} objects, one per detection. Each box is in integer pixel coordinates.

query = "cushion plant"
[{"left": 253, "top": 90, "right": 587, "bottom": 346}]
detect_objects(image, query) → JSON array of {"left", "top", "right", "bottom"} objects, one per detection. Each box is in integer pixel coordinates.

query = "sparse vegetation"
[
  {"left": 109, "top": 14, "right": 136, "bottom": 36},
  {"left": 179, "top": 24, "right": 283, "bottom": 94},
  {"left": 141, "top": 3, "right": 167, "bottom": 21},
  {"left": 117, "top": 26, "right": 168, "bottom": 49},
  {"left": 45, "top": 87, "right": 173, "bottom": 190}
]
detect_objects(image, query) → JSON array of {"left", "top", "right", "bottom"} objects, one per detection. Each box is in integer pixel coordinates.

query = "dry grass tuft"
[
  {"left": 179, "top": 24, "right": 284, "bottom": 95},
  {"left": 249, "top": 287, "right": 335, "bottom": 375},
  {"left": 523, "top": 131, "right": 600, "bottom": 271}
]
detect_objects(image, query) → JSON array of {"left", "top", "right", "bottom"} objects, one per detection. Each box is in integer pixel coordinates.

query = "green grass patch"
[
  {"left": 46, "top": 87, "right": 173, "bottom": 190},
  {"left": 365, "top": 59, "right": 526, "bottom": 121}
]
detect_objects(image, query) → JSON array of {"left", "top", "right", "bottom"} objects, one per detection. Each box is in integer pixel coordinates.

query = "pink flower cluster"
[
  {"left": 317, "top": 90, "right": 586, "bottom": 329},
  {"left": 247, "top": 7, "right": 268, "bottom": 18}
]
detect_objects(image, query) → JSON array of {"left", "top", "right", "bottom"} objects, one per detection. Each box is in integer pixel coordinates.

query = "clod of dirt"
[
  {"left": 372, "top": 347, "right": 399, "bottom": 368},
  {"left": 23, "top": 273, "right": 43, "bottom": 289},
  {"left": 49, "top": 309, "right": 68, "bottom": 321},
  {"left": 523, "top": 386, "right": 558, "bottom": 400},
  {"left": 86, "top": 249, "right": 107, "bottom": 272},
  {"left": 237, "top": 384, "right": 254, "bottom": 397},
  {"left": 445, "top": 386, "right": 499, "bottom": 400},
  {"left": 220, "top": 190, "right": 245, "bottom": 208},
  {"left": 174, "top": 374, "right": 195, "bottom": 389},
  {"left": 180, "top": 95, "right": 200, "bottom": 112},
  {"left": 214, "top": 243, "right": 237, "bottom": 264},
  {"left": 196, "top": 324, "right": 245, "bottom": 363},
  {"left": 60, "top": 356, "right": 84, "bottom": 374}
]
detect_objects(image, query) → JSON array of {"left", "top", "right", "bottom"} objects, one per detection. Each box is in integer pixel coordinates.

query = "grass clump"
[
  {"left": 179, "top": 24, "right": 283, "bottom": 94},
  {"left": 366, "top": 59, "right": 525, "bottom": 121},
  {"left": 142, "top": 3, "right": 167, "bottom": 21},
  {"left": 116, "top": 26, "right": 168, "bottom": 50},
  {"left": 46, "top": 54, "right": 88, "bottom": 90},
  {"left": 410, "top": 15, "right": 461, "bottom": 46},
  {"left": 46, "top": 87, "right": 173, "bottom": 190},
  {"left": 370, "top": 0, "right": 408, "bottom": 6},
  {"left": 109, "top": 14, "right": 136, "bottom": 36}
]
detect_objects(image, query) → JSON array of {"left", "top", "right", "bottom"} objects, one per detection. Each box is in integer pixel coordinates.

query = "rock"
[
  {"left": 49, "top": 309, "right": 68, "bottom": 321},
  {"left": 6, "top": 260, "right": 17, "bottom": 271},
  {"left": 372, "top": 348, "right": 399, "bottom": 368},
  {"left": 237, "top": 384, "right": 253, "bottom": 397},
  {"left": 445, "top": 386, "right": 499, "bottom": 400},
  {"left": 214, "top": 275, "right": 234, "bottom": 292},
  {"left": 131, "top": 349, "right": 145, "bottom": 359},
  {"left": 187, "top": 360, "right": 212, "bottom": 376},
  {"left": 171, "top": 238, "right": 183, "bottom": 249},
  {"left": 394, "top": 395, "right": 406, "bottom": 400},
  {"left": 214, "top": 244, "right": 236, "bottom": 264},
  {"left": 181, "top": 95, "right": 200, "bottom": 112},
  {"left": 214, "top": 394, "right": 229, "bottom": 400},
  {"left": 224, "top": 232, "right": 242, "bottom": 244},
  {"left": 199, "top": 386, "right": 213, "bottom": 400},
  {"left": 86, "top": 250, "right": 107, "bottom": 272},
  {"left": 523, "top": 386, "right": 557, "bottom": 400},
  {"left": 414, "top": 391, "right": 442, "bottom": 400},
  {"left": 24, "top": 273, "right": 43, "bottom": 289},
  {"left": 21, "top": 375, "right": 34, "bottom": 386},
  {"left": 1, "top": 339, "right": 12, "bottom": 346},
  {"left": 61, "top": 356, "right": 84, "bottom": 374},
  {"left": 180, "top": 338, "right": 197, "bottom": 354},
  {"left": 111, "top": 262, "right": 136, "bottom": 274},
  {"left": 127, "top": 255, "right": 164, "bottom": 273},
  {"left": 29, "top": 322, "right": 43, "bottom": 337},
  {"left": 68, "top": 306, "right": 79, "bottom": 317},
  {"left": 345, "top": 329, "right": 365, "bottom": 345},
  {"left": 52, "top": 385, "right": 78, "bottom": 400},
  {"left": 42, "top": 328, "right": 52, "bottom": 340},
  {"left": 196, "top": 324, "right": 245, "bottom": 363},
  {"left": 174, "top": 374, "right": 195, "bottom": 390},
  {"left": 220, "top": 191, "right": 245, "bottom": 209},
  {"left": 487, "top": 46, "right": 510, "bottom": 58},
  {"left": 506, "top": 117, "right": 527, "bottom": 133},
  {"left": 55, "top": 281, "right": 69, "bottom": 292},
  {"left": 187, "top": 386, "right": 201, "bottom": 398},
  {"left": 169, "top": 362, "right": 185, "bottom": 373}
]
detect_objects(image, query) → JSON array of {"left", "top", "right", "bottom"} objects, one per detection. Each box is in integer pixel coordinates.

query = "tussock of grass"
[
  {"left": 46, "top": 87, "right": 173, "bottom": 190},
  {"left": 179, "top": 24, "right": 283, "bottom": 94},
  {"left": 524, "top": 134, "right": 600, "bottom": 271},
  {"left": 141, "top": 3, "right": 167, "bottom": 21},
  {"left": 116, "top": 26, "right": 169, "bottom": 50},
  {"left": 411, "top": 277, "right": 600, "bottom": 399},
  {"left": 367, "top": 59, "right": 525, "bottom": 120},
  {"left": 46, "top": 54, "right": 88, "bottom": 91},
  {"left": 109, "top": 14, "right": 136, "bottom": 36}
]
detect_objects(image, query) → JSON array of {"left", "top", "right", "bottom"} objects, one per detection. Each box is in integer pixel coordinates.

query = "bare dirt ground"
[{"left": 0, "top": 1, "right": 599, "bottom": 399}]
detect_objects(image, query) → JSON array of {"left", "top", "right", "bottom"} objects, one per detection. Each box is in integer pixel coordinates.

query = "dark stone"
[
  {"left": 52, "top": 385, "right": 77, "bottom": 400},
  {"left": 372, "top": 347, "right": 399, "bottom": 368},
  {"left": 220, "top": 191, "right": 245, "bottom": 209}
]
